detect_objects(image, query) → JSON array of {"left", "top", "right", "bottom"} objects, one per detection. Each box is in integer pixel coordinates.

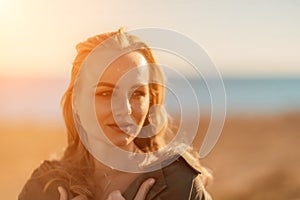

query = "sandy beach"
[
  {"left": 1, "top": 112, "right": 300, "bottom": 199},
  {"left": 197, "top": 113, "right": 300, "bottom": 199}
]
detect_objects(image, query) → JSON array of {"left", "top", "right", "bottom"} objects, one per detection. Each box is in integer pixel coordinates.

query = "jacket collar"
[{"left": 122, "top": 166, "right": 167, "bottom": 200}]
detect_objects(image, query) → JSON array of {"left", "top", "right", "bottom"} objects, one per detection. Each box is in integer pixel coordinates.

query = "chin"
[
  {"left": 110, "top": 135, "right": 135, "bottom": 149},
  {"left": 103, "top": 126, "right": 138, "bottom": 150}
]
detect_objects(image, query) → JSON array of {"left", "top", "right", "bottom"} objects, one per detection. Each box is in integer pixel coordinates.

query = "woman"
[{"left": 19, "top": 29, "right": 212, "bottom": 200}]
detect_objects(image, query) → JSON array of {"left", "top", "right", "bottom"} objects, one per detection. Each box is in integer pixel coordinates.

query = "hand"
[
  {"left": 134, "top": 178, "right": 156, "bottom": 200},
  {"left": 58, "top": 186, "right": 88, "bottom": 200},
  {"left": 58, "top": 178, "right": 155, "bottom": 200},
  {"left": 106, "top": 178, "right": 156, "bottom": 200}
]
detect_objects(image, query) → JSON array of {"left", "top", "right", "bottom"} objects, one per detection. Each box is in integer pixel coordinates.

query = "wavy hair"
[
  {"left": 43, "top": 29, "right": 211, "bottom": 199},
  {"left": 59, "top": 29, "right": 170, "bottom": 198}
]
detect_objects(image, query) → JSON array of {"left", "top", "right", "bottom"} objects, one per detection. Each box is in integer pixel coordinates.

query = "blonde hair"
[
  {"left": 59, "top": 30, "right": 169, "bottom": 198},
  {"left": 43, "top": 29, "right": 210, "bottom": 198}
]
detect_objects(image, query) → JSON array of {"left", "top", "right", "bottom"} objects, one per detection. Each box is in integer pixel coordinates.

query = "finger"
[
  {"left": 106, "top": 190, "right": 126, "bottom": 200},
  {"left": 134, "top": 178, "right": 155, "bottom": 200},
  {"left": 72, "top": 195, "right": 89, "bottom": 200},
  {"left": 58, "top": 186, "right": 68, "bottom": 200}
]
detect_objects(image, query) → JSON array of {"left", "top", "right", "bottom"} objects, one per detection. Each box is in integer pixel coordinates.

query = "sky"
[{"left": 0, "top": 0, "right": 300, "bottom": 78}]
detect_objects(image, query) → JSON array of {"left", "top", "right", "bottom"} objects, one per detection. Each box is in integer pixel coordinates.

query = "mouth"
[{"left": 107, "top": 123, "right": 135, "bottom": 133}]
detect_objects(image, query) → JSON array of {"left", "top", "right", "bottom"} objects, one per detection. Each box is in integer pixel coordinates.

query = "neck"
[{"left": 93, "top": 142, "right": 143, "bottom": 174}]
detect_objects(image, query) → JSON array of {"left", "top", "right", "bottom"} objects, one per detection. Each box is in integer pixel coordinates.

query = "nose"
[{"left": 112, "top": 95, "right": 132, "bottom": 116}]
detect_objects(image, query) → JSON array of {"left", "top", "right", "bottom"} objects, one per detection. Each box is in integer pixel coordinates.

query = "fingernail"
[{"left": 149, "top": 178, "right": 155, "bottom": 185}]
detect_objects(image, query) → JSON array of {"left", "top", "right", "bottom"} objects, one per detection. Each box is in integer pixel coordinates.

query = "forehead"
[{"left": 99, "top": 52, "right": 149, "bottom": 85}]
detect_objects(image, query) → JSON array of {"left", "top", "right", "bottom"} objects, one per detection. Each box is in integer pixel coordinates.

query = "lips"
[{"left": 107, "top": 122, "right": 134, "bottom": 133}]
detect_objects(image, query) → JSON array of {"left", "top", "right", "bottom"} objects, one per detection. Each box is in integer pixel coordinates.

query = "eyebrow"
[
  {"left": 131, "top": 83, "right": 148, "bottom": 89},
  {"left": 96, "top": 82, "right": 148, "bottom": 89},
  {"left": 97, "top": 82, "right": 116, "bottom": 88}
]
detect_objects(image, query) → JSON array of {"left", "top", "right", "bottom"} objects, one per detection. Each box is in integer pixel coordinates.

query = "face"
[{"left": 95, "top": 52, "right": 150, "bottom": 150}]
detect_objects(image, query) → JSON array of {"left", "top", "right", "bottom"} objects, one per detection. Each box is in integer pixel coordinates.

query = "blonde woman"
[{"left": 19, "top": 29, "right": 212, "bottom": 200}]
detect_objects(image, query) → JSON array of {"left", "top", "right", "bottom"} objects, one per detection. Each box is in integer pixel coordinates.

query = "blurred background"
[{"left": 1, "top": 0, "right": 300, "bottom": 199}]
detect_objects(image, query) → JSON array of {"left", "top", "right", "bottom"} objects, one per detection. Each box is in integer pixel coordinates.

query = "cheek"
[
  {"left": 131, "top": 97, "right": 149, "bottom": 122},
  {"left": 95, "top": 98, "right": 111, "bottom": 121}
]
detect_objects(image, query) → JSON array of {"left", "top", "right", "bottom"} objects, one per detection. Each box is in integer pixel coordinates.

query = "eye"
[
  {"left": 96, "top": 90, "right": 112, "bottom": 97},
  {"left": 132, "top": 90, "right": 146, "bottom": 98}
]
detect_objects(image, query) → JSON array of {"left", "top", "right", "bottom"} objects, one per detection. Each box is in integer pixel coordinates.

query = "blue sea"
[
  {"left": 165, "top": 77, "right": 300, "bottom": 116},
  {"left": 1, "top": 77, "right": 300, "bottom": 120},
  {"left": 221, "top": 78, "right": 300, "bottom": 115}
]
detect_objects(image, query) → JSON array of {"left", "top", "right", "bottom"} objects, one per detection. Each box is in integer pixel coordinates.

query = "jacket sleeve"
[{"left": 18, "top": 160, "right": 71, "bottom": 200}]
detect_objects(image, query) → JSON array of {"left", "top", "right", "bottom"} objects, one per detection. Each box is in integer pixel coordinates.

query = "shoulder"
[
  {"left": 162, "top": 156, "right": 201, "bottom": 181},
  {"left": 163, "top": 152, "right": 203, "bottom": 175},
  {"left": 181, "top": 152, "right": 204, "bottom": 174},
  {"left": 18, "top": 160, "right": 71, "bottom": 200},
  {"left": 161, "top": 154, "right": 212, "bottom": 200},
  {"left": 32, "top": 160, "right": 61, "bottom": 175}
]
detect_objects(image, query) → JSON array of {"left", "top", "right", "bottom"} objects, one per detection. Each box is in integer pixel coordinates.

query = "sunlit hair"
[
  {"left": 42, "top": 29, "right": 211, "bottom": 198},
  {"left": 62, "top": 29, "right": 168, "bottom": 150},
  {"left": 58, "top": 29, "right": 170, "bottom": 197}
]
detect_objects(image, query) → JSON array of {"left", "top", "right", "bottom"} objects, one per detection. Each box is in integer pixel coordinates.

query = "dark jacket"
[{"left": 19, "top": 156, "right": 212, "bottom": 200}]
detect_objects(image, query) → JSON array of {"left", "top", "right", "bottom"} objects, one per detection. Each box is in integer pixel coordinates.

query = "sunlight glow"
[{"left": 0, "top": 0, "right": 300, "bottom": 78}]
